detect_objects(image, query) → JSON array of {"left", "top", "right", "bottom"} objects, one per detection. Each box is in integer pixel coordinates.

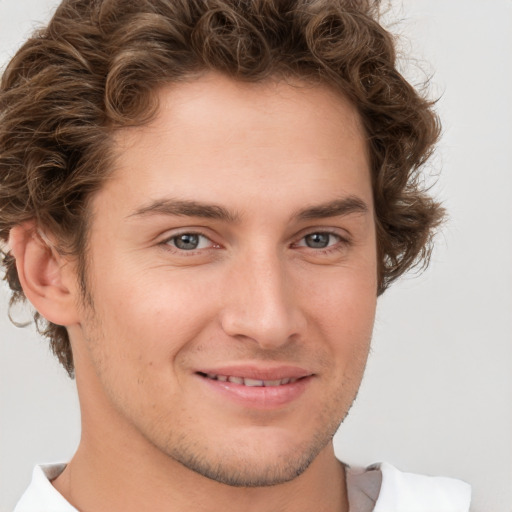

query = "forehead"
[
  {"left": 101, "top": 73, "right": 371, "bottom": 218},
  {"left": 113, "top": 73, "right": 367, "bottom": 158}
]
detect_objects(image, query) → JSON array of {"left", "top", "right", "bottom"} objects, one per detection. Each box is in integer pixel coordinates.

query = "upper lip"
[{"left": 195, "top": 364, "right": 313, "bottom": 381}]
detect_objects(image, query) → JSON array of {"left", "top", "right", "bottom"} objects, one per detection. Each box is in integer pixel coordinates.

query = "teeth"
[
  {"left": 203, "top": 373, "right": 300, "bottom": 387},
  {"left": 243, "top": 378, "right": 264, "bottom": 387},
  {"left": 264, "top": 379, "right": 282, "bottom": 387}
]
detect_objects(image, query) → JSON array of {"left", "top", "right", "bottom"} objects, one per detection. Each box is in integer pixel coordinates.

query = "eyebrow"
[
  {"left": 295, "top": 196, "right": 369, "bottom": 221},
  {"left": 128, "top": 199, "right": 241, "bottom": 223},
  {"left": 128, "top": 195, "right": 369, "bottom": 223}
]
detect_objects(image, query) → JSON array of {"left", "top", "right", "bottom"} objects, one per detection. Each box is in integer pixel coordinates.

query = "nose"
[{"left": 219, "top": 250, "right": 306, "bottom": 349}]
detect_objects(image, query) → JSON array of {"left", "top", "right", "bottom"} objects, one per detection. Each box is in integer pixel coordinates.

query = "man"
[{"left": 0, "top": 0, "right": 471, "bottom": 510}]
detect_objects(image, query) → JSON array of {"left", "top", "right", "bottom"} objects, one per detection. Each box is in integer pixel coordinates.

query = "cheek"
[
  {"left": 90, "top": 268, "right": 219, "bottom": 365},
  {"left": 303, "top": 262, "right": 377, "bottom": 323},
  {"left": 303, "top": 267, "right": 377, "bottom": 366}
]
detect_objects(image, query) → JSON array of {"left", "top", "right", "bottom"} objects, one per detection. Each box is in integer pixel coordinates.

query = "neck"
[{"left": 53, "top": 429, "right": 348, "bottom": 512}]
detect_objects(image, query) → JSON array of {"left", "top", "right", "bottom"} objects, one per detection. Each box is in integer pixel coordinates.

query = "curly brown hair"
[{"left": 0, "top": 0, "right": 442, "bottom": 376}]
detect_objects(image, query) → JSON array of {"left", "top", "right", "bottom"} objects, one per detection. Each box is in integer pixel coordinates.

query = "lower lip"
[{"left": 197, "top": 375, "right": 312, "bottom": 409}]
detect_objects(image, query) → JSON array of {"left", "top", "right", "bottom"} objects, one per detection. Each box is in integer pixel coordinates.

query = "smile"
[
  {"left": 198, "top": 372, "right": 300, "bottom": 387},
  {"left": 194, "top": 365, "right": 314, "bottom": 409}
]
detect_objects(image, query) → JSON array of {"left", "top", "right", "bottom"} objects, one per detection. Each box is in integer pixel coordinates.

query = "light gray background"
[{"left": 1, "top": 1, "right": 511, "bottom": 511}]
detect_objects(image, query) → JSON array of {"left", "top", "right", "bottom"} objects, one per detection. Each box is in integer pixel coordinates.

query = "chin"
[
  {"left": 165, "top": 425, "right": 335, "bottom": 488},
  {"left": 176, "top": 447, "right": 318, "bottom": 487}
]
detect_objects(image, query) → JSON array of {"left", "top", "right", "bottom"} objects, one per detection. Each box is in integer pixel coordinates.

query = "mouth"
[
  {"left": 197, "top": 372, "right": 303, "bottom": 387},
  {"left": 194, "top": 366, "right": 314, "bottom": 409}
]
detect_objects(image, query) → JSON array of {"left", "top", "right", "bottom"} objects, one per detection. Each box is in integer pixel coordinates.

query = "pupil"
[
  {"left": 306, "top": 233, "right": 329, "bottom": 248},
  {"left": 175, "top": 234, "right": 199, "bottom": 250}
]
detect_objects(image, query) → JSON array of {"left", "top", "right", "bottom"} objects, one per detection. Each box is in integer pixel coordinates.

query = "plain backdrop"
[{"left": 1, "top": 1, "right": 511, "bottom": 511}]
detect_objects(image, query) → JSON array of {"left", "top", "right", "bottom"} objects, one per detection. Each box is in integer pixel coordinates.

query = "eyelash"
[
  {"left": 161, "top": 232, "right": 218, "bottom": 253},
  {"left": 293, "top": 230, "right": 350, "bottom": 254},
  {"left": 160, "top": 229, "right": 351, "bottom": 256}
]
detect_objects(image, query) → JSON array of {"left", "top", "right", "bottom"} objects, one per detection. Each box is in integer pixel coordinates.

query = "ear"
[{"left": 8, "top": 222, "right": 81, "bottom": 326}]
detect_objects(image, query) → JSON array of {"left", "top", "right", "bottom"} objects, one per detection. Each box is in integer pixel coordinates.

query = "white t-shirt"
[{"left": 14, "top": 462, "right": 471, "bottom": 512}]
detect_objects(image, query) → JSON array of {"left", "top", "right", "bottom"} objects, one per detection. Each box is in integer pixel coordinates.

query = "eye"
[
  {"left": 298, "top": 232, "right": 341, "bottom": 249},
  {"left": 166, "top": 233, "right": 213, "bottom": 251}
]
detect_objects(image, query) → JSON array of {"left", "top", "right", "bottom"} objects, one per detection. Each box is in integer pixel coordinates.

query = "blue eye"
[
  {"left": 168, "top": 233, "right": 211, "bottom": 251},
  {"left": 301, "top": 232, "right": 340, "bottom": 249}
]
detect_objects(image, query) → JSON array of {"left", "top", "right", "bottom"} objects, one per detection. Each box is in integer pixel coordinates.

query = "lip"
[
  {"left": 194, "top": 364, "right": 314, "bottom": 409},
  {"left": 196, "top": 364, "right": 312, "bottom": 381}
]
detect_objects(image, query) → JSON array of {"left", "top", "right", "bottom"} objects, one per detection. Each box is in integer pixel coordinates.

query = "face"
[{"left": 69, "top": 73, "right": 377, "bottom": 486}]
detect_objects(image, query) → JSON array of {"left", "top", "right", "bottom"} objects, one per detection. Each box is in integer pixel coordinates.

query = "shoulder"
[
  {"left": 346, "top": 462, "right": 471, "bottom": 512},
  {"left": 15, "top": 461, "right": 472, "bottom": 512},
  {"left": 14, "top": 464, "right": 76, "bottom": 512}
]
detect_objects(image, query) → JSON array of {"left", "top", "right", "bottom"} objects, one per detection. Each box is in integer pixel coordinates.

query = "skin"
[{"left": 13, "top": 73, "right": 378, "bottom": 512}]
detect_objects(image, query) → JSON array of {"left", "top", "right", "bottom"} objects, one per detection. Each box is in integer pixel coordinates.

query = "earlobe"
[{"left": 8, "top": 222, "right": 80, "bottom": 327}]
